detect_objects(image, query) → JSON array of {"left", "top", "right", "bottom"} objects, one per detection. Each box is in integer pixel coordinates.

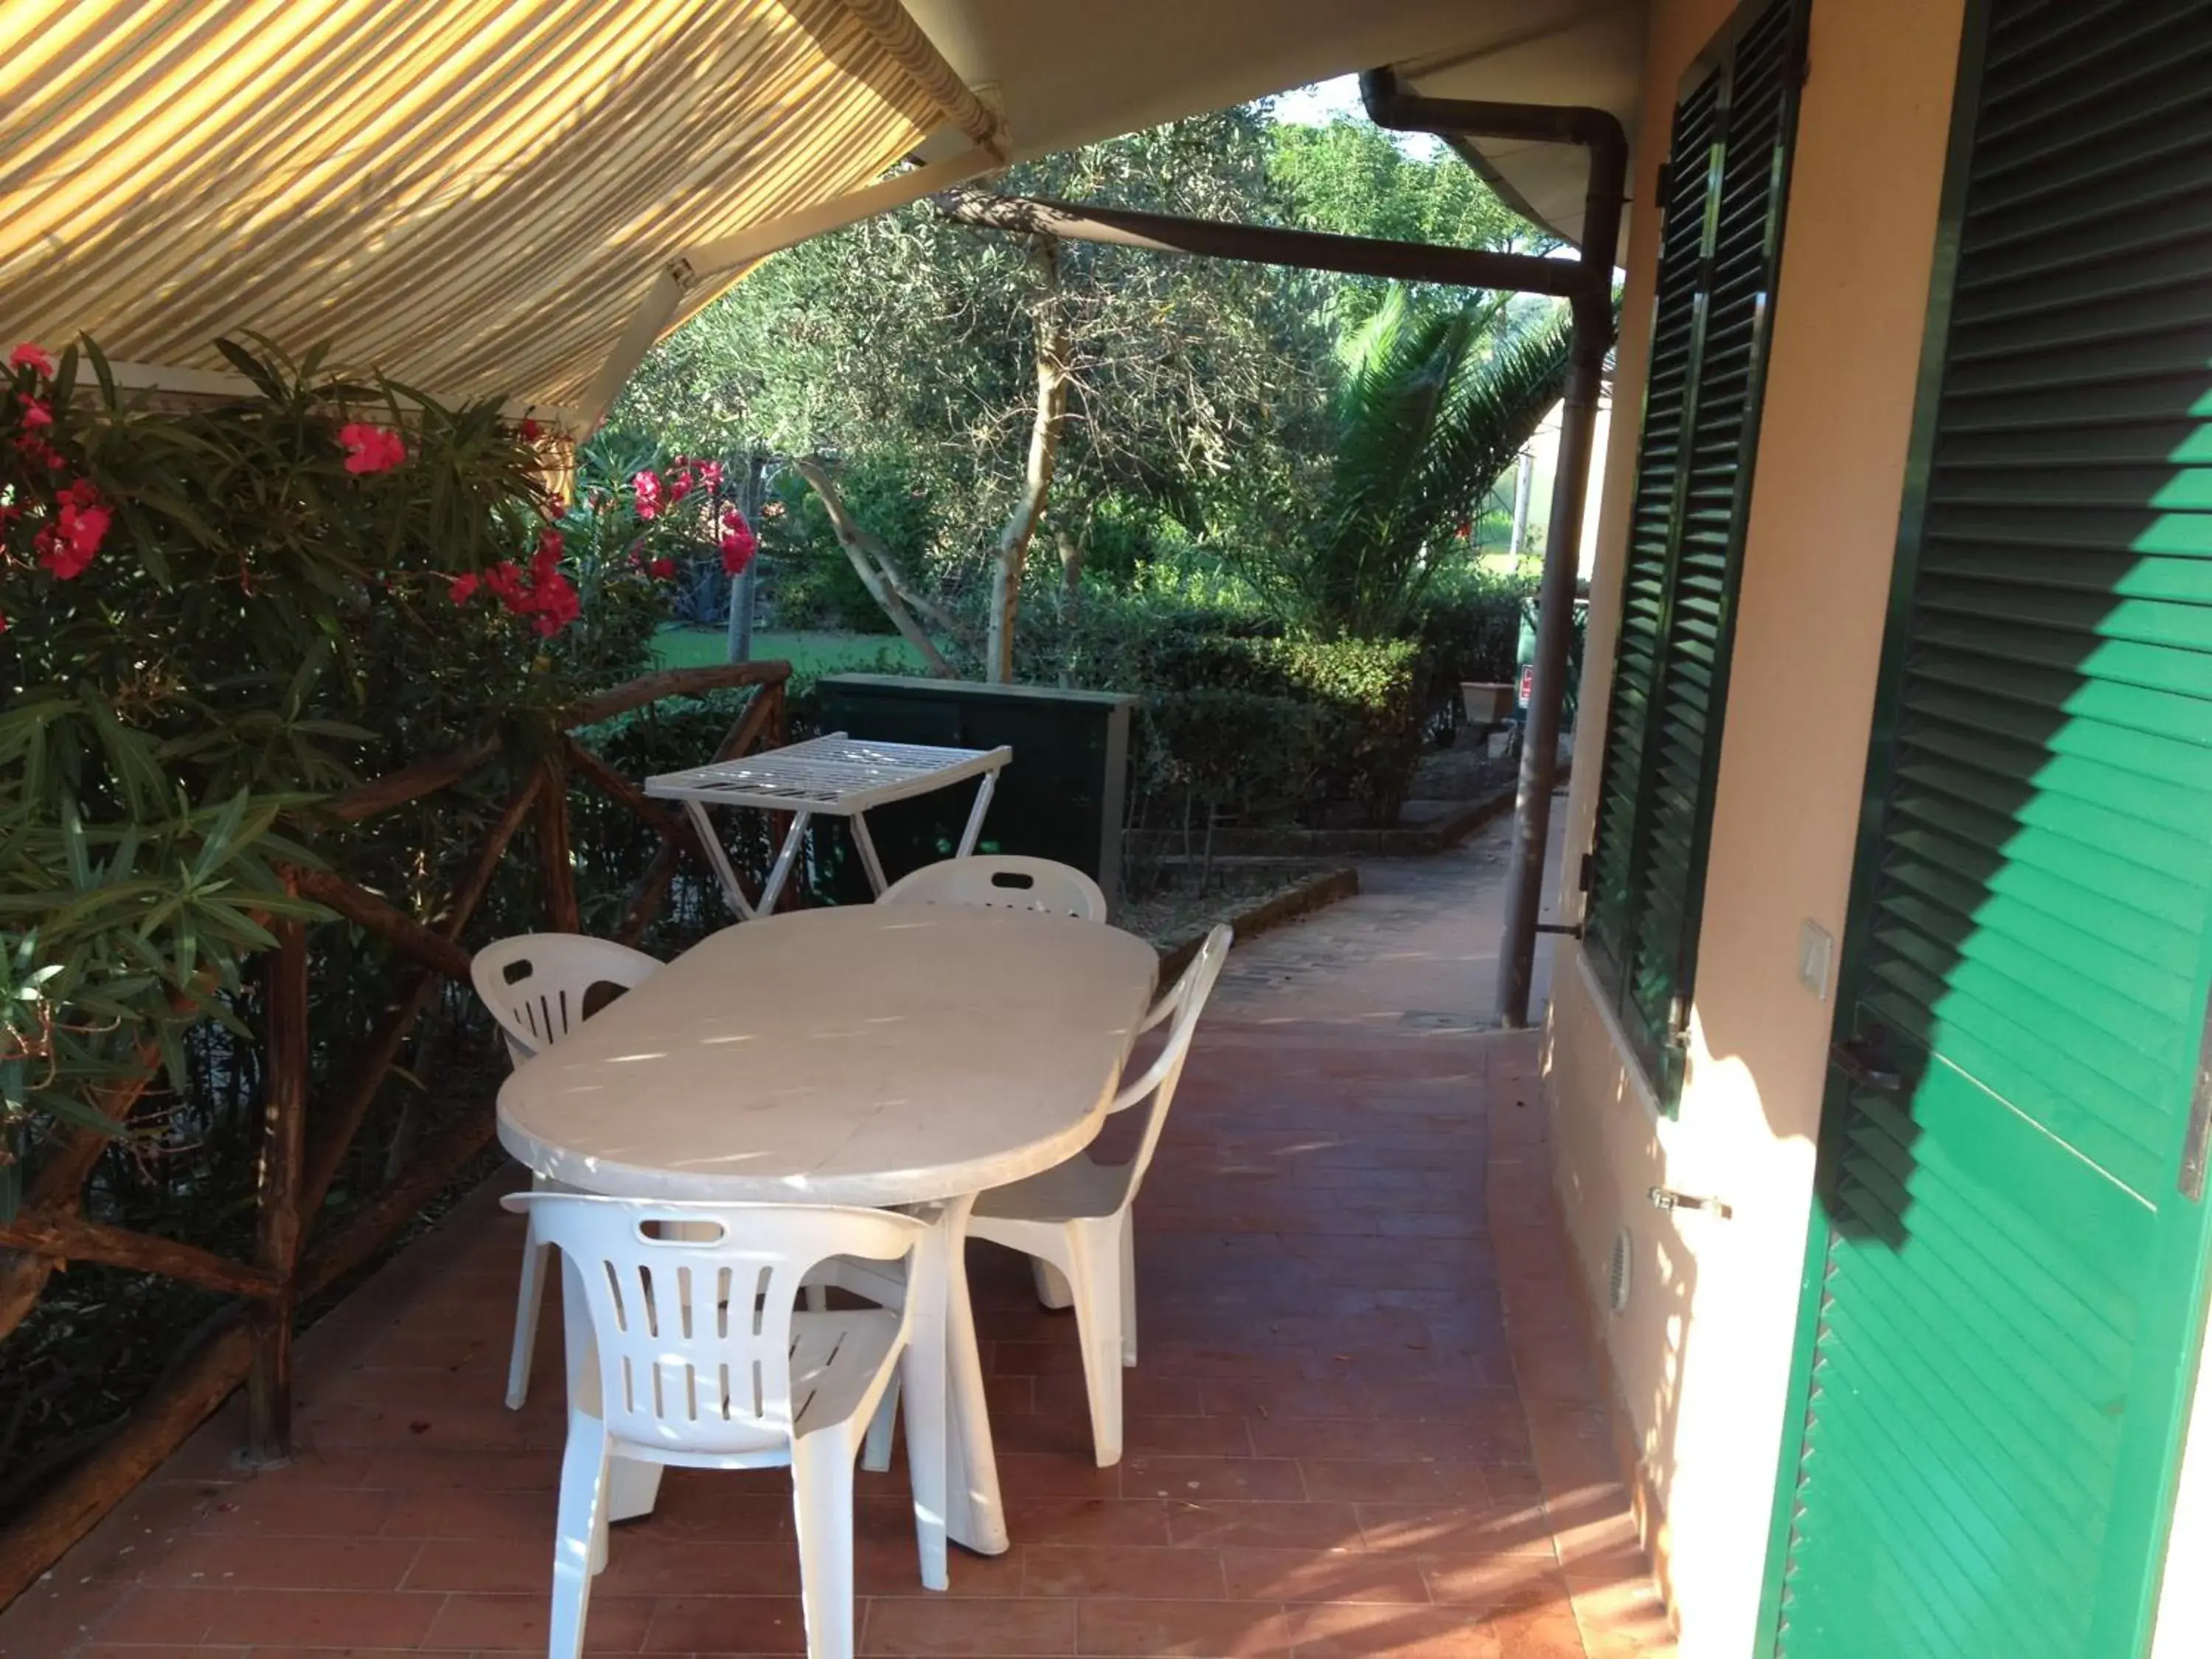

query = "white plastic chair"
[
  {"left": 877, "top": 855, "right": 1108, "bottom": 921},
  {"left": 501, "top": 1194, "right": 946, "bottom": 1659},
  {"left": 471, "top": 934, "right": 663, "bottom": 1408},
  {"left": 470, "top": 933, "right": 664, "bottom": 1064},
  {"left": 967, "top": 924, "right": 1231, "bottom": 1466}
]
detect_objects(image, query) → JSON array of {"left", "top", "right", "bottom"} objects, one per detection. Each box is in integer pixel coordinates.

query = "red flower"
[
  {"left": 8, "top": 344, "right": 52, "bottom": 376},
  {"left": 529, "top": 570, "right": 580, "bottom": 636},
  {"left": 631, "top": 470, "right": 661, "bottom": 521},
  {"left": 18, "top": 397, "right": 52, "bottom": 429},
  {"left": 698, "top": 460, "right": 723, "bottom": 490},
  {"left": 648, "top": 557, "right": 677, "bottom": 580},
  {"left": 484, "top": 560, "right": 526, "bottom": 607},
  {"left": 450, "top": 572, "right": 481, "bottom": 605},
  {"left": 13, "top": 434, "right": 62, "bottom": 468},
  {"left": 471, "top": 535, "right": 582, "bottom": 636},
  {"left": 667, "top": 470, "right": 694, "bottom": 504},
  {"left": 35, "top": 493, "right": 109, "bottom": 580},
  {"left": 338, "top": 422, "right": 407, "bottom": 475},
  {"left": 520, "top": 419, "right": 543, "bottom": 442},
  {"left": 719, "top": 507, "right": 757, "bottom": 576}
]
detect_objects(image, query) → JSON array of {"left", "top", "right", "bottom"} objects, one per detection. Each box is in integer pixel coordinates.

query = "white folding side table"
[{"left": 645, "top": 733, "right": 1012, "bottom": 919}]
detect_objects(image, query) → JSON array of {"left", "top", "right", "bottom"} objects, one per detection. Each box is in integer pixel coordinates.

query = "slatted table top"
[{"left": 644, "top": 734, "right": 1011, "bottom": 815}]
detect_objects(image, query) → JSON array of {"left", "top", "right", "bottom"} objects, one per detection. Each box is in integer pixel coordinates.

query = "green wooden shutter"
[
  {"left": 1585, "top": 0, "right": 1806, "bottom": 1106},
  {"left": 1765, "top": 1, "right": 2212, "bottom": 1653}
]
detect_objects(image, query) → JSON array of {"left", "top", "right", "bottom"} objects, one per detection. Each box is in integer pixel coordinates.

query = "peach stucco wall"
[{"left": 1542, "top": 0, "right": 1967, "bottom": 1652}]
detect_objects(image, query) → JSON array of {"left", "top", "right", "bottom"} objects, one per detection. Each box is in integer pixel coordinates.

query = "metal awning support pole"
[
  {"left": 1360, "top": 70, "right": 1627, "bottom": 1030},
  {"left": 935, "top": 191, "right": 1582, "bottom": 294}
]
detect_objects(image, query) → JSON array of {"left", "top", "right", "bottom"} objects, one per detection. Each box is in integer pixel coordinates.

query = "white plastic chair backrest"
[
  {"left": 1102, "top": 924, "right": 1231, "bottom": 1211},
  {"left": 502, "top": 1193, "right": 925, "bottom": 1458},
  {"left": 878, "top": 855, "right": 1107, "bottom": 922},
  {"left": 470, "top": 934, "right": 662, "bottom": 1063}
]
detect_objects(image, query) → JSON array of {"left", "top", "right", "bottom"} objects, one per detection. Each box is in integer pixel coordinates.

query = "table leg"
[
  {"left": 954, "top": 771, "right": 1000, "bottom": 858},
  {"left": 757, "top": 809, "right": 811, "bottom": 913},
  {"left": 849, "top": 811, "right": 890, "bottom": 897},
  {"left": 898, "top": 1209, "right": 950, "bottom": 1592},
  {"left": 933, "top": 1192, "right": 1009, "bottom": 1555},
  {"left": 683, "top": 801, "right": 754, "bottom": 922}
]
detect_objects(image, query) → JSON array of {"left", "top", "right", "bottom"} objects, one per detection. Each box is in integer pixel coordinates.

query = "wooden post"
[
  {"left": 246, "top": 917, "right": 308, "bottom": 1463},
  {"left": 540, "top": 751, "right": 581, "bottom": 933}
]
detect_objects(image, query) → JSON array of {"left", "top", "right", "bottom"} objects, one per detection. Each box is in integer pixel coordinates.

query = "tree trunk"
[
  {"left": 987, "top": 237, "right": 1073, "bottom": 684},
  {"left": 1509, "top": 448, "right": 1535, "bottom": 556},
  {"left": 725, "top": 446, "right": 765, "bottom": 663},
  {"left": 1054, "top": 525, "right": 1084, "bottom": 687},
  {"left": 1055, "top": 524, "right": 1084, "bottom": 611},
  {"left": 789, "top": 456, "right": 961, "bottom": 678}
]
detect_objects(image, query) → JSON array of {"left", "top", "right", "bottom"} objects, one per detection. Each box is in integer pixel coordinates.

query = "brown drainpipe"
[{"left": 1360, "top": 69, "right": 1627, "bottom": 1030}]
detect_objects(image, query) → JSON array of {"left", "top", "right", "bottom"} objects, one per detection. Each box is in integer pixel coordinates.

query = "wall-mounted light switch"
[{"left": 1798, "top": 920, "right": 1834, "bottom": 1002}]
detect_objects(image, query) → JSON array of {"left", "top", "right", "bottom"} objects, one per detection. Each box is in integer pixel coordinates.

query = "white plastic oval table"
[{"left": 496, "top": 903, "right": 1159, "bottom": 1557}]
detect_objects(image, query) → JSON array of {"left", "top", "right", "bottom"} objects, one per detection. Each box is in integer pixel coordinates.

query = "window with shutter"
[{"left": 1584, "top": 0, "right": 1808, "bottom": 1108}]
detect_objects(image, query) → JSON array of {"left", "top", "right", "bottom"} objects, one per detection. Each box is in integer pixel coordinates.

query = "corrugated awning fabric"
[{"left": 0, "top": 0, "right": 984, "bottom": 418}]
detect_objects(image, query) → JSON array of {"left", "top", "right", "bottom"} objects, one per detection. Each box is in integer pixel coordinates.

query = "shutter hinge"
[
  {"left": 1577, "top": 850, "right": 1596, "bottom": 893},
  {"left": 1655, "top": 159, "right": 1674, "bottom": 208},
  {"left": 1665, "top": 994, "right": 1692, "bottom": 1044}
]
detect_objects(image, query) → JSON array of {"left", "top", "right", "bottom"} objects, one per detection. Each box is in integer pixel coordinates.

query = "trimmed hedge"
[
  {"left": 1140, "top": 633, "right": 1423, "bottom": 822},
  {"left": 1411, "top": 574, "right": 1539, "bottom": 734},
  {"left": 1023, "top": 600, "right": 1423, "bottom": 827}
]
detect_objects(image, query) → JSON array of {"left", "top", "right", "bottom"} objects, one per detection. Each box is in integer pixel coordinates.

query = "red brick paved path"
[{"left": 1, "top": 826, "right": 1671, "bottom": 1658}]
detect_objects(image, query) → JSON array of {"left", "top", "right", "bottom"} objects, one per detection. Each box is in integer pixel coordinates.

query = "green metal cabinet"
[{"left": 815, "top": 675, "right": 1136, "bottom": 915}]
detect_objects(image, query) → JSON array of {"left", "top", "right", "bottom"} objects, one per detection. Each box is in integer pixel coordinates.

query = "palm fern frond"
[
  {"left": 1402, "top": 305, "right": 1576, "bottom": 567},
  {"left": 1296, "top": 291, "right": 1574, "bottom": 638}
]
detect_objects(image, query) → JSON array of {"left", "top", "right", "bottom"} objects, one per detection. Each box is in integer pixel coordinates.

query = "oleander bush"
[{"left": 0, "top": 335, "right": 785, "bottom": 1505}]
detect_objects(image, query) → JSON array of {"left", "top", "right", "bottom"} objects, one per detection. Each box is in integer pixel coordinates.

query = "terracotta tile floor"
[{"left": 1, "top": 824, "right": 1673, "bottom": 1659}]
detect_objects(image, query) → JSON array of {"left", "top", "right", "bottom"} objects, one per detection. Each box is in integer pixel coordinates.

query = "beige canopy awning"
[
  {"left": 1, "top": 1, "right": 1641, "bottom": 428},
  {"left": 0, "top": 0, "right": 1004, "bottom": 423},
  {"left": 904, "top": 0, "right": 1647, "bottom": 257}
]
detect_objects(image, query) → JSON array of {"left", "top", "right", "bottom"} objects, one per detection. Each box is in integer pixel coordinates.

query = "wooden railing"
[{"left": 0, "top": 661, "right": 789, "bottom": 1605}]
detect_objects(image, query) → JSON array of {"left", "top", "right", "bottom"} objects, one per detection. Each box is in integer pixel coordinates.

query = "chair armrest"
[{"left": 1135, "top": 991, "right": 1178, "bottom": 1034}]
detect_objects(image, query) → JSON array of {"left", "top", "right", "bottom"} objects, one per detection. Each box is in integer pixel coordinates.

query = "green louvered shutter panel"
[
  {"left": 1585, "top": 0, "right": 1806, "bottom": 1106},
  {"left": 1766, "top": 2, "right": 2212, "bottom": 1655},
  {"left": 1584, "top": 73, "right": 1719, "bottom": 998}
]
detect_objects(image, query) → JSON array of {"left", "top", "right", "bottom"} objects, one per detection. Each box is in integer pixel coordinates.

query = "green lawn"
[{"left": 651, "top": 627, "right": 926, "bottom": 677}]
